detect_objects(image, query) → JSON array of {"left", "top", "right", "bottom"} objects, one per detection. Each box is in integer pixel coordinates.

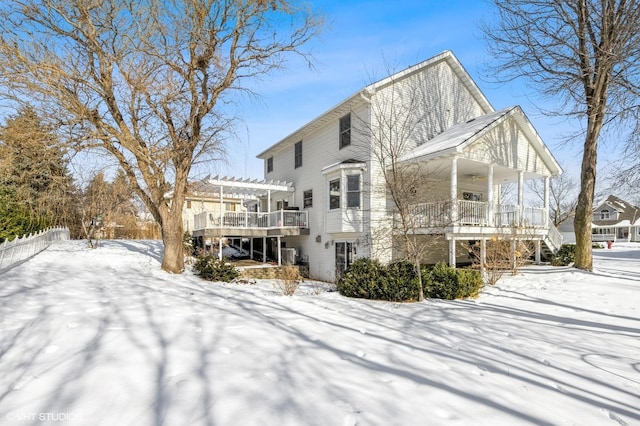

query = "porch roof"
[
  {"left": 189, "top": 176, "right": 294, "bottom": 200},
  {"left": 399, "top": 106, "right": 562, "bottom": 176}
]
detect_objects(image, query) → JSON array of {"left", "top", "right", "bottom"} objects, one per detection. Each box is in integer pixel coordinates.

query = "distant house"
[
  {"left": 190, "top": 51, "right": 563, "bottom": 282},
  {"left": 591, "top": 195, "right": 640, "bottom": 242}
]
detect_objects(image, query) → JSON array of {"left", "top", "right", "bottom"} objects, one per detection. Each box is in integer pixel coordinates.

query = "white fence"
[{"left": 0, "top": 227, "right": 70, "bottom": 272}]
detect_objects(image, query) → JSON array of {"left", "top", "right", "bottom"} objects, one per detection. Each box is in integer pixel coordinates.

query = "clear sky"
[{"left": 210, "top": 0, "right": 606, "bottom": 185}]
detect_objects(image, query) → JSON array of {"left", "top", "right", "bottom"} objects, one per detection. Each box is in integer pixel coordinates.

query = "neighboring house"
[
  {"left": 191, "top": 50, "right": 563, "bottom": 282},
  {"left": 591, "top": 195, "right": 640, "bottom": 242}
]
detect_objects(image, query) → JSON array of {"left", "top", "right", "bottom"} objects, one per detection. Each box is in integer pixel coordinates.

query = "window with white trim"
[
  {"left": 303, "top": 189, "right": 313, "bottom": 208},
  {"left": 267, "top": 157, "right": 273, "bottom": 173},
  {"left": 346, "top": 174, "right": 360, "bottom": 208},
  {"left": 600, "top": 209, "right": 610, "bottom": 220},
  {"left": 329, "top": 179, "right": 340, "bottom": 210}
]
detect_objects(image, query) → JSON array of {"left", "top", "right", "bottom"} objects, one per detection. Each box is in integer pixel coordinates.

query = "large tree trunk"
[
  {"left": 160, "top": 206, "right": 185, "bottom": 273},
  {"left": 573, "top": 120, "right": 601, "bottom": 271}
]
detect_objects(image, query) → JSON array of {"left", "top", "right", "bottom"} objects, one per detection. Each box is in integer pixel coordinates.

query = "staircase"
[{"left": 541, "top": 223, "right": 563, "bottom": 260}]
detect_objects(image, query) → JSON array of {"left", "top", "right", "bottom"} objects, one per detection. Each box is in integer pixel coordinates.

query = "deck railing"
[{"left": 194, "top": 210, "right": 308, "bottom": 231}]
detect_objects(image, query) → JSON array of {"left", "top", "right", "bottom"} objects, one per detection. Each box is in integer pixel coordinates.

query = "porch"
[{"left": 193, "top": 209, "right": 309, "bottom": 236}]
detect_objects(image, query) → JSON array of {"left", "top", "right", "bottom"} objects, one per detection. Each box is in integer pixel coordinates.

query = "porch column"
[
  {"left": 218, "top": 237, "right": 223, "bottom": 261},
  {"left": 277, "top": 236, "right": 282, "bottom": 266},
  {"left": 544, "top": 176, "right": 550, "bottom": 227},
  {"left": 450, "top": 157, "right": 458, "bottom": 223},
  {"left": 517, "top": 170, "right": 524, "bottom": 225},
  {"left": 487, "top": 165, "right": 494, "bottom": 226},
  {"left": 262, "top": 237, "right": 266, "bottom": 263},
  {"left": 535, "top": 239, "right": 541, "bottom": 264},
  {"left": 219, "top": 186, "right": 224, "bottom": 226},
  {"left": 250, "top": 238, "right": 254, "bottom": 260},
  {"left": 480, "top": 238, "right": 487, "bottom": 276},
  {"left": 449, "top": 238, "right": 456, "bottom": 267},
  {"left": 267, "top": 189, "right": 271, "bottom": 226}
]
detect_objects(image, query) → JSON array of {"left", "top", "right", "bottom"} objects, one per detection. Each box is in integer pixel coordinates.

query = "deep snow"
[{"left": 0, "top": 240, "right": 639, "bottom": 426}]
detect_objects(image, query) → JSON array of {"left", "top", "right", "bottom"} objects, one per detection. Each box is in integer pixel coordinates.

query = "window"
[
  {"left": 267, "top": 157, "right": 273, "bottom": 173},
  {"left": 277, "top": 200, "right": 288, "bottom": 210},
  {"left": 329, "top": 179, "right": 340, "bottom": 210},
  {"left": 346, "top": 174, "right": 360, "bottom": 208},
  {"left": 335, "top": 242, "right": 355, "bottom": 279},
  {"left": 600, "top": 209, "right": 610, "bottom": 220},
  {"left": 339, "top": 113, "right": 351, "bottom": 149},
  {"left": 294, "top": 141, "right": 302, "bottom": 168},
  {"left": 186, "top": 200, "right": 192, "bottom": 209},
  {"left": 303, "top": 189, "right": 313, "bottom": 208}
]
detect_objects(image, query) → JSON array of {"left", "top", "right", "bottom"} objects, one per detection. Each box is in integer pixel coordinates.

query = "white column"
[
  {"left": 450, "top": 157, "right": 458, "bottom": 224},
  {"left": 487, "top": 164, "right": 494, "bottom": 226},
  {"left": 262, "top": 237, "right": 266, "bottom": 263},
  {"left": 219, "top": 186, "right": 223, "bottom": 226},
  {"left": 218, "top": 237, "right": 223, "bottom": 261},
  {"left": 449, "top": 238, "right": 456, "bottom": 266},
  {"left": 535, "top": 239, "right": 541, "bottom": 264},
  {"left": 480, "top": 238, "right": 487, "bottom": 275},
  {"left": 517, "top": 170, "right": 524, "bottom": 225},
  {"left": 267, "top": 189, "right": 271, "bottom": 226},
  {"left": 543, "top": 176, "right": 550, "bottom": 227},
  {"left": 250, "top": 238, "right": 254, "bottom": 259},
  {"left": 277, "top": 236, "right": 282, "bottom": 266}
]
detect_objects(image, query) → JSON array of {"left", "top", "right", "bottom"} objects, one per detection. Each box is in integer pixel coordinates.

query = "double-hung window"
[
  {"left": 346, "top": 175, "right": 360, "bottom": 208},
  {"left": 267, "top": 157, "right": 273, "bottom": 173},
  {"left": 303, "top": 189, "right": 313, "bottom": 208}
]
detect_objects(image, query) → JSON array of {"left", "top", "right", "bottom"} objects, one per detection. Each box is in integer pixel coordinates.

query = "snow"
[{"left": 1, "top": 240, "right": 639, "bottom": 426}]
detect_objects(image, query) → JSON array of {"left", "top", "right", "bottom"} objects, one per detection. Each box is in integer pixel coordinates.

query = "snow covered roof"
[
  {"left": 399, "top": 108, "right": 513, "bottom": 162},
  {"left": 398, "top": 107, "right": 562, "bottom": 177}
]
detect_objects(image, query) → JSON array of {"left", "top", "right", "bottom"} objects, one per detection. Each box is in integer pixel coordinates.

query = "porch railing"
[
  {"left": 591, "top": 233, "right": 615, "bottom": 242},
  {"left": 407, "top": 201, "right": 548, "bottom": 229},
  {"left": 194, "top": 210, "right": 308, "bottom": 231}
]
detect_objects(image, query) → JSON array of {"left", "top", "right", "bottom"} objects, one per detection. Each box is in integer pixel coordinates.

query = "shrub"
[
  {"left": 273, "top": 265, "right": 302, "bottom": 296},
  {"left": 384, "top": 261, "right": 421, "bottom": 302},
  {"left": 337, "top": 258, "right": 386, "bottom": 300},
  {"left": 422, "top": 263, "right": 483, "bottom": 300},
  {"left": 194, "top": 255, "right": 240, "bottom": 282},
  {"left": 551, "top": 244, "right": 575, "bottom": 266}
]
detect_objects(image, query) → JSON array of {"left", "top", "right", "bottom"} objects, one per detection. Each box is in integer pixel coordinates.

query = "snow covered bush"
[
  {"left": 193, "top": 255, "right": 240, "bottom": 282},
  {"left": 422, "top": 263, "right": 483, "bottom": 300}
]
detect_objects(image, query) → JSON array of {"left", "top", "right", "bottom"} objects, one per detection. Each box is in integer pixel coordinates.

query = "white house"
[{"left": 191, "top": 51, "right": 563, "bottom": 282}]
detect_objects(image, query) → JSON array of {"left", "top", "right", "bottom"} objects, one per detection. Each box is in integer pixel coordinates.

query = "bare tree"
[
  {"left": 354, "top": 65, "right": 464, "bottom": 301},
  {"left": 527, "top": 171, "right": 578, "bottom": 226},
  {"left": 0, "top": 0, "right": 322, "bottom": 273},
  {"left": 482, "top": 0, "right": 640, "bottom": 271}
]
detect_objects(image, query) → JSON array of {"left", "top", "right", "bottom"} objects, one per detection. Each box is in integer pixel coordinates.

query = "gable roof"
[
  {"left": 257, "top": 50, "right": 494, "bottom": 159},
  {"left": 593, "top": 195, "right": 640, "bottom": 226},
  {"left": 399, "top": 106, "right": 562, "bottom": 176}
]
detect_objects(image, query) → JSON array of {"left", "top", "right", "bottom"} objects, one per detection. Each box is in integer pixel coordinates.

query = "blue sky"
[{"left": 212, "top": 0, "right": 602, "bottom": 183}]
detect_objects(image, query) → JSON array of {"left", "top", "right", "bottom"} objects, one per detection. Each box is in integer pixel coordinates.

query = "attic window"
[{"left": 600, "top": 209, "right": 610, "bottom": 220}]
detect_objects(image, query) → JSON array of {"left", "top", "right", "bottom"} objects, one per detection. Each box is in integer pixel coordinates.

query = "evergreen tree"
[{"left": 0, "top": 107, "right": 79, "bottom": 238}]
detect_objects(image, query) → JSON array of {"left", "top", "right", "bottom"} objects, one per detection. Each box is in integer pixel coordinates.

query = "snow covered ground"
[{"left": 0, "top": 240, "right": 639, "bottom": 426}]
